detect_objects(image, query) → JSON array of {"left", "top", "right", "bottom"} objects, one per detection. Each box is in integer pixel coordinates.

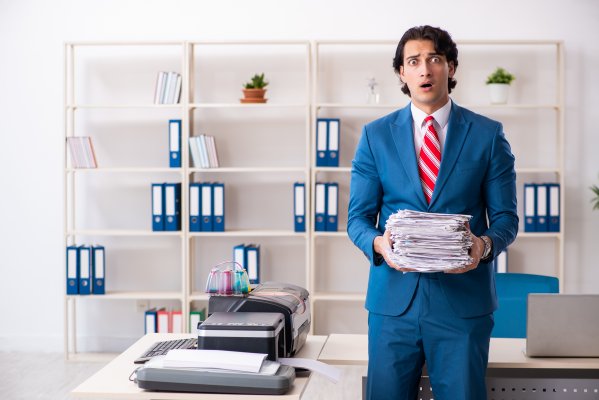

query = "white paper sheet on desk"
[
  {"left": 147, "top": 355, "right": 281, "bottom": 376},
  {"left": 278, "top": 357, "right": 342, "bottom": 383},
  {"left": 163, "top": 349, "right": 267, "bottom": 373}
]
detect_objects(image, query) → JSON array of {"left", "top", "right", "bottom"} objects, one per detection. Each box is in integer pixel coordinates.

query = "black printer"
[{"left": 207, "top": 282, "right": 311, "bottom": 358}]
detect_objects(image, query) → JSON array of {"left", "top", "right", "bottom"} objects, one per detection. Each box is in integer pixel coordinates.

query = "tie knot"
[{"left": 425, "top": 115, "right": 434, "bottom": 124}]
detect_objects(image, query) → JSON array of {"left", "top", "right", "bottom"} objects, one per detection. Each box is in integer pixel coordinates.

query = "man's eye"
[
  {"left": 430, "top": 57, "right": 440, "bottom": 63},
  {"left": 408, "top": 59, "right": 417, "bottom": 66}
]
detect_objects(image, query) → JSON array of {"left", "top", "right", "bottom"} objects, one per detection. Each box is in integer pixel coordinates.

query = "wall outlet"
[{"left": 136, "top": 300, "right": 149, "bottom": 313}]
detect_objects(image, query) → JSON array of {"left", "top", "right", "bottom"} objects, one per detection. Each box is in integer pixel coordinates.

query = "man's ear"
[
  {"left": 398, "top": 65, "right": 405, "bottom": 83},
  {"left": 448, "top": 61, "right": 455, "bottom": 78}
]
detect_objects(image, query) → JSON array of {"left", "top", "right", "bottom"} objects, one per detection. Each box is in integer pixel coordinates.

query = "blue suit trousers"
[{"left": 366, "top": 274, "right": 494, "bottom": 400}]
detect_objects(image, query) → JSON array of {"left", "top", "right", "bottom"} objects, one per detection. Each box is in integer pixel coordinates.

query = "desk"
[
  {"left": 72, "top": 333, "right": 327, "bottom": 399},
  {"left": 319, "top": 334, "right": 599, "bottom": 399}
]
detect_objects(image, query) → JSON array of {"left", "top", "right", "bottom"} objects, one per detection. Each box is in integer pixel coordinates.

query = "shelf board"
[
  {"left": 67, "top": 230, "right": 183, "bottom": 237},
  {"left": 515, "top": 168, "right": 561, "bottom": 174},
  {"left": 461, "top": 103, "right": 559, "bottom": 110},
  {"left": 313, "top": 167, "right": 351, "bottom": 173},
  {"left": 315, "top": 103, "right": 559, "bottom": 110},
  {"left": 67, "top": 291, "right": 183, "bottom": 300},
  {"left": 518, "top": 232, "right": 562, "bottom": 239},
  {"left": 66, "top": 167, "right": 182, "bottom": 173},
  {"left": 313, "top": 231, "right": 347, "bottom": 237},
  {"left": 190, "top": 103, "right": 308, "bottom": 109},
  {"left": 316, "top": 103, "right": 405, "bottom": 109},
  {"left": 189, "top": 293, "right": 210, "bottom": 301},
  {"left": 189, "top": 167, "right": 307, "bottom": 173},
  {"left": 313, "top": 292, "right": 366, "bottom": 302},
  {"left": 66, "top": 104, "right": 183, "bottom": 109},
  {"left": 189, "top": 230, "right": 306, "bottom": 238}
]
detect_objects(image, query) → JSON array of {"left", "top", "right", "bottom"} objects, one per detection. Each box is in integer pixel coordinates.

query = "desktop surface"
[
  {"left": 72, "top": 333, "right": 327, "bottom": 400},
  {"left": 318, "top": 334, "right": 599, "bottom": 369}
]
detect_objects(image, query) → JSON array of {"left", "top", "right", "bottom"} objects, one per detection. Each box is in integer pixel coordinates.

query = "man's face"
[{"left": 399, "top": 39, "right": 455, "bottom": 114}]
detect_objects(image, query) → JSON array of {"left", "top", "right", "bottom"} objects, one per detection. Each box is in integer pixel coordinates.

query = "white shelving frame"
[
  {"left": 64, "top": 40, "right": 312, "bottom": 358},
  {"left": 63, "top": 39, "right": 564, "bottom": 356},
  {"left": 308, "top": 40, "right": 566, "bottom": 331}
]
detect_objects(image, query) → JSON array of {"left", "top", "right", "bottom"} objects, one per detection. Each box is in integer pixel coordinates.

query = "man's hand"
[
  {"left": 374, "top": 230, "right": 418, "bottom": 272},
  {"left": 445, "top": 222, "right": 484, "bottom": 274}
]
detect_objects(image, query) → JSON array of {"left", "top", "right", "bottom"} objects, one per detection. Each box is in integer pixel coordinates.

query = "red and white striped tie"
[{"left": 418, "top": 116, "right": 441, "bottom": 203}]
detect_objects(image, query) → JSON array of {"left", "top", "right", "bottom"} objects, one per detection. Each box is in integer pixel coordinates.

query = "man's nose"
[{"left": 419, "top": 63, "right": 432, "bottom": 76}]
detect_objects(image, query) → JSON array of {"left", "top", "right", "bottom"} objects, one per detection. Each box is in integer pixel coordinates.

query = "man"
[{"left": 347, "top": 25, "right": 518, "bottom": 400}]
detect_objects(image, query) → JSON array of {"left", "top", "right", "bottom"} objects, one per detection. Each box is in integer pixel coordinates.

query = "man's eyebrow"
[{"left": 405, "top": 52, "right": 442, "bottom": 59}]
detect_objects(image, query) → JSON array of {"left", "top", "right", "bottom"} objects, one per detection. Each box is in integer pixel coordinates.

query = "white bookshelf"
[
  {"left": 64, "top": 40, "right": 311, "bottom": 358},
  {"left": 63, "top": 39, "right": 565, "bottom": 356},
  {"left": 309, "top": 40, "right": 565, "bottom": 334}
]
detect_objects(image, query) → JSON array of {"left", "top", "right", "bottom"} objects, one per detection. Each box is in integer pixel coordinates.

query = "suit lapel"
[
  {"left": 429, "top": 102, "right": 471, "bottom": 207},
  {"left": 390, "top": 105, "right": 428, "bottom": 208}
]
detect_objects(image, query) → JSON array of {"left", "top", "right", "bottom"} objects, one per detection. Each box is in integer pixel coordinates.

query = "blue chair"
[{"left": 492, "top": 273, "right": 559, "bottom": 338}]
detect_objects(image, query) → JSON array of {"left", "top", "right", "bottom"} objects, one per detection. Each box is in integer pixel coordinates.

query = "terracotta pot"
[{"left": 241, "top": 88, "right": 267, "bottom": 103}]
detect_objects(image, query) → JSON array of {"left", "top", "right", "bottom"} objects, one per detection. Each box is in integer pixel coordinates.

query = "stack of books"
[
  {"left": 67, "top": 136, "right": 97, "bottom": 168},
  {"left": 154, "top": 71, "right": 182, "bottom": 104},
  {"left": 189, "top": 135, "right": 219, "bottom": 168}
]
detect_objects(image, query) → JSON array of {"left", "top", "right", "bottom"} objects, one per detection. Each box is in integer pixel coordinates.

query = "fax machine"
[{"left": 207, "top": 282, "right": 311, "bottom": 358}]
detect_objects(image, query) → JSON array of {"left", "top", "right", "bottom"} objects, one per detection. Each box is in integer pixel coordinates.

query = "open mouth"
[{"left": 420, "top": 83, "right": 433, "bottom": 88}]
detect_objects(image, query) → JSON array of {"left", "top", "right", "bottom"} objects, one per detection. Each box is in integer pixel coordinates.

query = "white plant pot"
[{"left": 488, "top": 83, "right": 510, "bottom": 104}]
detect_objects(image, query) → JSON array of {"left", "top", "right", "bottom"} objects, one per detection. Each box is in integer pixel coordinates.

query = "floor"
[{"left": 0, "top": 352, "right": 366, "bottom": 400}]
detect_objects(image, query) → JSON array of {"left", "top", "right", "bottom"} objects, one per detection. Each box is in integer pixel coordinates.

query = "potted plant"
[
  {"left": 241, "top": 73, "right": 269, "bottom": 103},
  {"left": 486, "top": 67, "right": 515, "bottom": 104},
  {"left": 591, "top": 178, "right": 599, "bottom": 211}
]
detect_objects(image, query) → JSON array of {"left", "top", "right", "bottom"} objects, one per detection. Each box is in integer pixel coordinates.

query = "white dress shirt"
[{"left": 410, "top": 99, "right": 452, "bottom": 157}]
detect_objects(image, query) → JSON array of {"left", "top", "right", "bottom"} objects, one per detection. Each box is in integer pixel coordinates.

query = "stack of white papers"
[
  {"left": 162, "top": 349, "right": 268, "bottom": 373},
  {"left": 385, "top": 210, "right": 473, "bottom": 272}
]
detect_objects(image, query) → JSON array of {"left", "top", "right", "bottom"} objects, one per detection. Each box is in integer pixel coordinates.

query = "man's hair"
[{"left": 392, "top": 25, "right": 459, "bottom": 96}]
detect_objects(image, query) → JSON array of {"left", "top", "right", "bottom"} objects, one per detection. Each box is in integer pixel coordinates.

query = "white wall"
[{"left": 1, "top": 0, "right": 598, "bottom": 352}]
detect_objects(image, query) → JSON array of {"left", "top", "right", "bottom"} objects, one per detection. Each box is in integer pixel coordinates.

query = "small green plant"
[
  {"left": 486, "top": 67, "right": 515, "bottom": 85},
  {"left": 591, "top": 178, "right": 599, "bottom": 211},
  {"left": 243, "top": 73, "right": 269, "bottom": 89}
]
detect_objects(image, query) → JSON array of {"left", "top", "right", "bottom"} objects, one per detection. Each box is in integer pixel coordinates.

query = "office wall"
[{"left": 0, "top": 0, "right": 598, "bottom": 352}]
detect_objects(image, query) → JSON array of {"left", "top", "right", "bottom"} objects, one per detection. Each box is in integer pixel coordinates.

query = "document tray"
[{"left": 136, "top": 364, "right": 295, "bottom": 395}]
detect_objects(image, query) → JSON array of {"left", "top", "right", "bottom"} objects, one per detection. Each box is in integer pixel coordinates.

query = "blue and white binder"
[
  {"left": 535, "top": 184, "right": 548, "bottom": 232},
  {"left": 524, "top": 183, "right": 537, "bottom": 232},
  {"left": 169, "top": 119, "right": 181, "bottom": 168},
  {"left": 189, "top": 182, "right": 202, "bottom": 232},
  {"left": 316, "top": 119, "right": 328, "bottom": 167},
  {"left": 201, "top": 183, "right": 213, "bottom": 231},
  {"left": 212, "top": 182, "right": 225, "bottom": 232},
  {"left": 145, "top": 308, "right": 158, "bottom": 334},
  {"left": 152, "top": 183, "right": 164, "bottom": 231},
  {"left": 326, "top": 182, "right": 338, "bottom": 231},
  {"left": 246, "top": 244, "right": 260, "bottom": 284},
  {"left": 495, "top": 249, "right": 508, "bottom": 273},
  {"left": 164, "top": 183, "right": 181, "bottom": 231},
  {"left": 314, "top": 182, "right": 327, "bottom": 231},
  {"left": 547, "top": 183, "right": 560, "bottom": 232},
  {"left": 66, "top": 245, "right": 79, "bottom": 295},
  {"left": 294, "top": 182, "right": 306, "bottom": 232},
  {"left": 233, "top": 244, "right": 247, "bottom": 272},
  {"left": 327, "top": 119, "right": 340, "bottom": 167},
  {"left": 78, "top": 245, "right": 92, "bottom": 295},
  {"left": 92, "top": 245, "right": 105, "bottom": 295}
]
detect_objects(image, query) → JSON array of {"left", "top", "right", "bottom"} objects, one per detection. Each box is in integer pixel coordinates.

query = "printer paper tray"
[{"left": 136, "top": 364, "right": 295, "bottom": 395}]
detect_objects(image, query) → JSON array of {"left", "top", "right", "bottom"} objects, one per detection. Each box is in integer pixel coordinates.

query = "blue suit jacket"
[{"left": 347, "top": 101, "right": 518, "bottom": 318}]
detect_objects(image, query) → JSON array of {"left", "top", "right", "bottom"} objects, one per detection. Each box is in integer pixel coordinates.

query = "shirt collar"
[{"left": 410, "top": 98, "right": 452, "bottom": 130}]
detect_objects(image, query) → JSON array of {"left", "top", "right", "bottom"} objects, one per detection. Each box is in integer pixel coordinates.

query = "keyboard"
[{"left": 134, "top": 337, "right": 198, "bottom": 364}]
